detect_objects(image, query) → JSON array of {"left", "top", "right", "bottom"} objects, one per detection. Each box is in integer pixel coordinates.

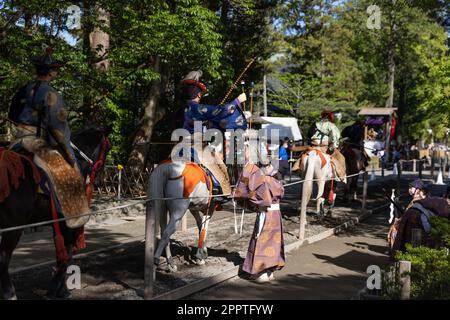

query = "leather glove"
[{"left": 237, "top": 93, "right": 247, "bottom": 103}]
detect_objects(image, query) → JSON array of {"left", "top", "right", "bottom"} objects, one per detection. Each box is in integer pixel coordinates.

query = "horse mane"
[
  {"left": 73, "top": 126, "right": 105, "bottom": 140},
  {"left": 72, "top": 127, "right": 106, "bottom": 154}
]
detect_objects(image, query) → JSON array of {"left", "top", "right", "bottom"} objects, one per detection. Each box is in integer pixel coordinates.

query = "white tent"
[{"left": 260, "top": 117, "right": 303, "bottom": 141}]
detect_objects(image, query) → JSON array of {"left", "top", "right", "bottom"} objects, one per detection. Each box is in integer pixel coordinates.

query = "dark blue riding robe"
[
  {"left": 16, "top": 80, "right": 76, "bottom": 162},
  {"left": 183, "top": 98, "right": 247, "bottom": 133}
]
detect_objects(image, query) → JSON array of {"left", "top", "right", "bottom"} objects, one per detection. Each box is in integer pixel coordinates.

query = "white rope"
[
  {"left": 0, "top": 168, "right": 392, "bottom": 235},
  {"left": 239, "top": 207, "right": 245, "bottom": 236},
  {"left": 232, "top": 199, "right": 238, "bottom": 234}
]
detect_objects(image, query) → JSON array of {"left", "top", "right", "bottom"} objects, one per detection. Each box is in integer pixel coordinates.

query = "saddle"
[
  {"left": 172, "top": 144, "right": 231, "bottom": 198},
  {"left": 291, "top": 146, "right": 328, "bottom": 172},
  {"left": 9, "top": 139, "right": 90, "bottom": 228},
  {"left": 291, "top": 145, "right": 346, "bottom": 182}
]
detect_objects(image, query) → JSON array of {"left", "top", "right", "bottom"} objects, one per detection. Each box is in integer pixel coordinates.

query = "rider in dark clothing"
[{"left": 342, "top": 120, "right": 364, "bottom": 146}]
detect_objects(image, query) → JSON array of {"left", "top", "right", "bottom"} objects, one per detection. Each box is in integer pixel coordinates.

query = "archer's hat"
[
  {"left": 321, "top": 110, "right": 335, "bottom": 123},
  {"left": 32, "top": 45, "right": 65, "bottom": 68},
  {"left": 409, "top": 179, "right": 427, "bottom": 191},
  {"left": 182, "top": 70, "right": 207, "bottom": 99}
]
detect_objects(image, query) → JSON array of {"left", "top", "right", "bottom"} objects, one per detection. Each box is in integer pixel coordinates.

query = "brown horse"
[
  {"left": 340, "top": 142, "right": 368, "bottom": 202},
  {"left": 0, "top": 127, "right": 109, "bottom": 300}
]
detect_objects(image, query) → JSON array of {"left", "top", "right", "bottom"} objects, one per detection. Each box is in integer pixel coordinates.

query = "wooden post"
[
  {"left": 362, "top": 171, "right": 368, "bottom": 212},
  {"left": 144, "top": 200, "right": 157, "bottom": 300},
  {"left": 289, "top": 150, "right": 293, "bottom": 182},
  {"left": 382, "top": 160, "right": 385, "bottom": 177},
  {"left": 398, "top": 260, "right": 411, "bottom": 300},
  {"left": 419, "top": 160, "right": 423, "bottom": 179},
  {"left": 431, "top": 156, "right": 435, "bottom": 178},
  {"left": 396, "top": 163, "right": 401, "bottom": 198},
  {"left": 444, "top": 156, "right": 448, "bottom": 177},
  {"left": 412, "top": 159, "right": 416, "bottom": 173},
  {"left": 299, "top": 212, "right": 306, "bottom": 241},
  {"left": 117, "top": 167, "right": 122, "bottom": 200}
]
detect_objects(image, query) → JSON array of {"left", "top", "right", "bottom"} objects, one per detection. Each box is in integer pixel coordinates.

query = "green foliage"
[
  {"left": 382, "top": 216, "right": 450, "bottom": 300},
  {"left": 1, "top": 0, "right": 449, "bottom": 164},
  {"left": 429, "top": 215, "right": 450, "bottom": 247},
  {"left": 0, "top": 0, "right": 279, "bottom": 164},
  {"left": 396, "top": 245, "right": 450, "bottom": 299},
  {"left": 269, "top": 0, "right": 449, "bottom": 142}
]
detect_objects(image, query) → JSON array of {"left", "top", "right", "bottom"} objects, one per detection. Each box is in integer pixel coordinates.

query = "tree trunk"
[
  {"left": 385, "top": 1, "right": 396, "bottom": 108},
  {"left": 221, "top": 0, "right": 230, "bottom": 27},
  {"left": 89, "top": 4, "right": 110, "bottom": 71},
  {"left": 127, "top": 57, "right": 164, "bottom": 172},
  {"left": 24, "top": 9, "right": 33, "bottom": 34}
]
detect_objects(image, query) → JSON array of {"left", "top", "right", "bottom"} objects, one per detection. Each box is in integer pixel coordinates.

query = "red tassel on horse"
[
  {"left": 75, "top": 227, "right": 86, "bottom": 251},
  {"left": 54, "top": 234, "right": 69, "bottom": 263},
  {"left": 328, "top": 189, "right": 335, "bottom": 204},
  {"left": 50, "top": 193, "right": 69, "bottom": 263}
]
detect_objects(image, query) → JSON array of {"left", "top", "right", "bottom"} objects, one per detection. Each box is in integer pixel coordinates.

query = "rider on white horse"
[
  {"left": 310, "top": 111, "right": 346, "bottom": 182},
  {"left": 180, "top": 70, "right": 247, "bottom": 196}
]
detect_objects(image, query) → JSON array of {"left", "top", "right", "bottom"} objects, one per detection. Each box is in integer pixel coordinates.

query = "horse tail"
[{"left": 148, "top": 163, "right": 172, "bottom": 229}]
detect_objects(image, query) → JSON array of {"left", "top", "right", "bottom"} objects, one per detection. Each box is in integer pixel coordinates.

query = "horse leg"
[
  {"left": 314, "top": 158, "right": 326, "bottom": 217},
  {"left": 195, "top": 205, "right": 214, "bottom": 264},
  {"left": 344, "top": 176, "right": 351, "bottom": 202},
  {"left": 0, "top": 231, "right": 22, "bottom": 300},
  {"left": 190, "top": 210, "right": 207, "bottom": 265},
  {"left": 161, "top": 211, "right": 178, "bottom": 273},
  {"left": 352, "top": 176, "right": 358, "bottom": 201},
  {"left": 47, "top": 226, "right": 77, "bottom": 299},
  {"left": 154, "top": 200, "right": 189, "bottom": 272}
]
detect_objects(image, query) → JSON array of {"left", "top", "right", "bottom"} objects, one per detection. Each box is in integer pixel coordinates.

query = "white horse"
[
  {"left": 147, "top": 135, "right": 269, "bottom": 271},
  {"left": 148, "top": 160, "right": 216, "bottom": 271},
  {"left": 299, "top": 148, "right": 338, "bottom": 239}
]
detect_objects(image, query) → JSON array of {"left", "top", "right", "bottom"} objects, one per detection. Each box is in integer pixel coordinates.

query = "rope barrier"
[{"left": 0, "top": 167, "right": 413, "bottom": 235}]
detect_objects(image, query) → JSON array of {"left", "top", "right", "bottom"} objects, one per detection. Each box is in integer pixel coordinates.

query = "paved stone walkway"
[{"left": 190, "top": 214, "right": 390, "bottom": 300}]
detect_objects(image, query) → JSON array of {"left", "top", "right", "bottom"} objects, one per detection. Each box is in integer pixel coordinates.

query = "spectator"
[
  {"left": 392, "top": 146, "right": 401, "bottom": 163},
  {"left": 278, "top": 137, "right": 290, "bottom": 180}
]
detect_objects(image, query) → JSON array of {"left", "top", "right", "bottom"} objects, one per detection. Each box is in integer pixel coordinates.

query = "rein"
[{"left": 86, "top": 136, "right": 110, "bottom": 205}]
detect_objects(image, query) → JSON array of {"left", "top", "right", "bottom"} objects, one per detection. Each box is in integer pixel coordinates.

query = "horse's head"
[{"left": 71, "top": 127, "right": 111, "bottom": 179}]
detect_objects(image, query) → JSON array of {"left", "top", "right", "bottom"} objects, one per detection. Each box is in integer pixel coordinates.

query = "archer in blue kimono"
[
  {"left": 182, "top": 76, "right": 247, "bottom": 133},
  {"left": 178, "top": 71, "right": 248, "bottom": 196}
]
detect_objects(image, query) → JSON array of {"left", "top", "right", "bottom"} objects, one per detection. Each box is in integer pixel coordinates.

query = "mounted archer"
[
  {"left": 180, "top": 70, "right": 247, "bottom": 196},
  {"left": 147, "top": 70, "right": 250, "bottom": 270}
]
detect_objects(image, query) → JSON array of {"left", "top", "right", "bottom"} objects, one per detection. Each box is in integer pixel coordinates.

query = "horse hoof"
[
  {"left": 46, "top": 290, "right": 71, "bottom": 300},
  {"left": 195, "top": 259, "right": 206, "bottom": 266},
  {"left": 168, "top": 264, "right": 178, "bottom": 273},
  {"left": 6, "top": 294, "right": 18, "bottom": 300}
]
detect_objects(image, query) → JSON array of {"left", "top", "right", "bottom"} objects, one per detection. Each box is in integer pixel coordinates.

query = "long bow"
[{"left": 220, "top": 57, "right": 257, "bottom": 105}]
